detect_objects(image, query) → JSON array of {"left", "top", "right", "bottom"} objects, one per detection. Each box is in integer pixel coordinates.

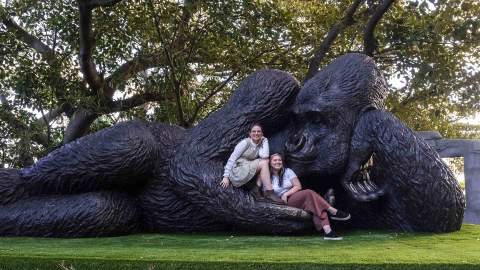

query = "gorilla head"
[{"left": 285, "top": 53, "right": 388, "bottom": 177}]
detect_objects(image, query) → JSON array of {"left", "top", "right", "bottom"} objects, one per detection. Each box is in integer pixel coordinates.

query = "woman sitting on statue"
[
  {"left": 220, "top": 123, "right": 283, "bottom": 204},
  {"left": 268, "top": 153, "right": 351, "bottom": 240}
]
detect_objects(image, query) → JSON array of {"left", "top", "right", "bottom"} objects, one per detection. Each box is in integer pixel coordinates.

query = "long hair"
[{"left": 270, "top": 153, "right": 285, "bottom": 187}]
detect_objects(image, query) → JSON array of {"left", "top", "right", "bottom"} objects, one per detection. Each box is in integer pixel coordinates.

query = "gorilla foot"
[{"left": 0, "top": 168, "right": 28, "bottom": 206}]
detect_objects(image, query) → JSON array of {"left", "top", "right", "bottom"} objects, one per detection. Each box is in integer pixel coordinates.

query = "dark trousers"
[{"left": 287, "top": 189, "right": 331, "bottom": 230}]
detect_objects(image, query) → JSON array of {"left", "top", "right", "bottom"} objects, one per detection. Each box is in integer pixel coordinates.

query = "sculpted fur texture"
[{"left": 0, "top": 54, "right": 464, "bottom": 236}]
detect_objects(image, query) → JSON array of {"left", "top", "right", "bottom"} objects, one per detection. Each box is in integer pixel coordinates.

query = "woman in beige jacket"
[{"left": 220, "top": 123, "right": 283, "bottom": 203}]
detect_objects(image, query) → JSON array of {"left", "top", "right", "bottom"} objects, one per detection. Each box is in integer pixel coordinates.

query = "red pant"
[{"left": 287, "top": 189, "right": 331, "bottom": 230}]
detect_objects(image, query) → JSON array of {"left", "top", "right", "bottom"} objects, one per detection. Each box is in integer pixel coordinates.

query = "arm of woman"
[
  {"left": 258, "top": 137, "right": 269, "bottom": 158},
  {"left": 221, "top": 139, "right": 249, "bottom": 188},
  {"left": 281, "top": 177, "right": 302, "bottom": 203}
]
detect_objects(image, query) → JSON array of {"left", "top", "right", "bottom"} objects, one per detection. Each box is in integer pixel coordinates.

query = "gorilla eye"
[
  {"left": 307, "top": 112, "right": 328, "bottom": 126},
  {"left": 312, "top": 116, "right": 324, "bottom": 125}
]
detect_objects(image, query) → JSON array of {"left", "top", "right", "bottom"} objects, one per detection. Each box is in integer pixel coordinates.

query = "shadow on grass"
[{"left": 1, "top": 257, "right": 479, "bottom": 270}]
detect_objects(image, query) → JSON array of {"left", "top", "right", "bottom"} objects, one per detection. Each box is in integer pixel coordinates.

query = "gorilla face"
[
  {"left": 284, "top": 53, "right": 388, "bottom": 180},
  {"left": 285, "top": 109, "right": 353, "bottom": 177}
]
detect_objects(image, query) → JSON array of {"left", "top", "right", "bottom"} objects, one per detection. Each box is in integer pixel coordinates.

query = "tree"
[
  {"left": 1, "top": 0, "right": 307, "bottom": 166},
  {"left": 1, "top": 0, "right": 479, "bottom": 167}
]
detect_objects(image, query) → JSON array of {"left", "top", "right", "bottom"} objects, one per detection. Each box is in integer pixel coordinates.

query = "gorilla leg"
[
  {"left": 0, "top": 191, "right": 139, "bottom": 237},
  {"left": 16, "top": 120, "right": 159, "bottom": 198}
]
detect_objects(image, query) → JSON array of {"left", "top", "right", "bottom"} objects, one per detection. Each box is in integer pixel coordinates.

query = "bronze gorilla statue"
[{"left": 0, "top": 53, "right": 465, "bottom": 237}]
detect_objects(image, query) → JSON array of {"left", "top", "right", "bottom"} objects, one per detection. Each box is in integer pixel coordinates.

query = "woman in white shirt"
[
  {"left": 219, "top": 123, "right": 283, "bottom": 204},
  {"left": 269, "top": 153, "right": 351, "bottom": 240}
]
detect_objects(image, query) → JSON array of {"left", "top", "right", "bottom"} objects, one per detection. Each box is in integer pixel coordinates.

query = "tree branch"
[
  {"left": 0, "top": 95, "right": 51, "bottom": 146},
  {"left": 171, "top": 0, "right": 199, "bottom": 51},
  {"left": 147, "top": 0, "right": 187, "bottom": 126},
  {"left": 107, "top": 92, "right": 162, "bottom": 113},
  {"left": 105, "top": 52, "right": 167, "bottom": 89},
  {"left": 0, "top": 95, "right": 35, "bottom": 166},
  {"left": 188, "top": 43, "right": 294, "bottom": 124},
  {"left": 188, "top": 70, "right": 239, "bottom": 124},
  {"left": 166, "top": 1, "right": 200, "bottom": 127},
  {"left": 303, "top": 0, "right": 365, "bottom": 83},
  {"left": 86, "top": 0, "right": 123, "bottom": 8},
  {"left": 34, "top": 103, "right": 71, "bottom": 126},
  {"left": 78, "top": 1, "right": 105, "bottom": 94},
  {"left": 63, "top": 108, "right": 98, "bottom": 144},
  {"left": 105, "top": 1, "right": 203, "bottom": 91},
  {"left": 63, "top": 90, "right": 163, "bottom": 143},
  {"left": 1, "top": 8, "right": 83, "bottom": 105},
  {"left": 1, "top": 14, "right": 56, "bottom": 65},
  {"left": 363, "top": 0, "right": 396, "bottom": 56}
]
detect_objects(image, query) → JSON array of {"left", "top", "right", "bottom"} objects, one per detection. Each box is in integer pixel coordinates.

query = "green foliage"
[
  {"left": 1, "top": 0, "right": 479, "bottom": 167},
  {"left": 380, "top": 1, "right": 480, "bottom": 138},
  {"left": 0, "top": 224, "right": 479, "bottom": 269}
]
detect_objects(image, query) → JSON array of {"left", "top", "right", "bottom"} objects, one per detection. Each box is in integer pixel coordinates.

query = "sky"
[
  {"left": 460, "top": 113, "right": 480, "bottom": 125},
  {"left": 390, "top": 76, "right": 479, "bottom": 126}
]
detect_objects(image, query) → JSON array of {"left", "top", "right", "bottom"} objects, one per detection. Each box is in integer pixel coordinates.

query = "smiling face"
[
  {"left": 269, "top": 154, "right": 284, "bottom": 173},
  {"left": 249, "top": 125, "right": 263, "bottom": 144}
]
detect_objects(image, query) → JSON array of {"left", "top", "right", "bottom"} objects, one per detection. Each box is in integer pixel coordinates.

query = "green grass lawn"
[{"left": 0, "top": 224, "right": 479, "bottom": 270}]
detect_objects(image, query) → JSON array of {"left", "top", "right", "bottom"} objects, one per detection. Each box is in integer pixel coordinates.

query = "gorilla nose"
[
  {"left": 285, "top": 131, "right": 316, "bottom": 162},
  {"left": 285, "top": 133, "right": 306, "bottom": 153}
]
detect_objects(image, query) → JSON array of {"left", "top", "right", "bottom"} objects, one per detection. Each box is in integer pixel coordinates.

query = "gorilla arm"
[{"left": 172, "top": 69, "right": 313, "bottom": 233}]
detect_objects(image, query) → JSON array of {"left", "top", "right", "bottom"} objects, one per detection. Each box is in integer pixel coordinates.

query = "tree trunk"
[{"left": 64, "top": 108, "right": 98, "bottom": 144}]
